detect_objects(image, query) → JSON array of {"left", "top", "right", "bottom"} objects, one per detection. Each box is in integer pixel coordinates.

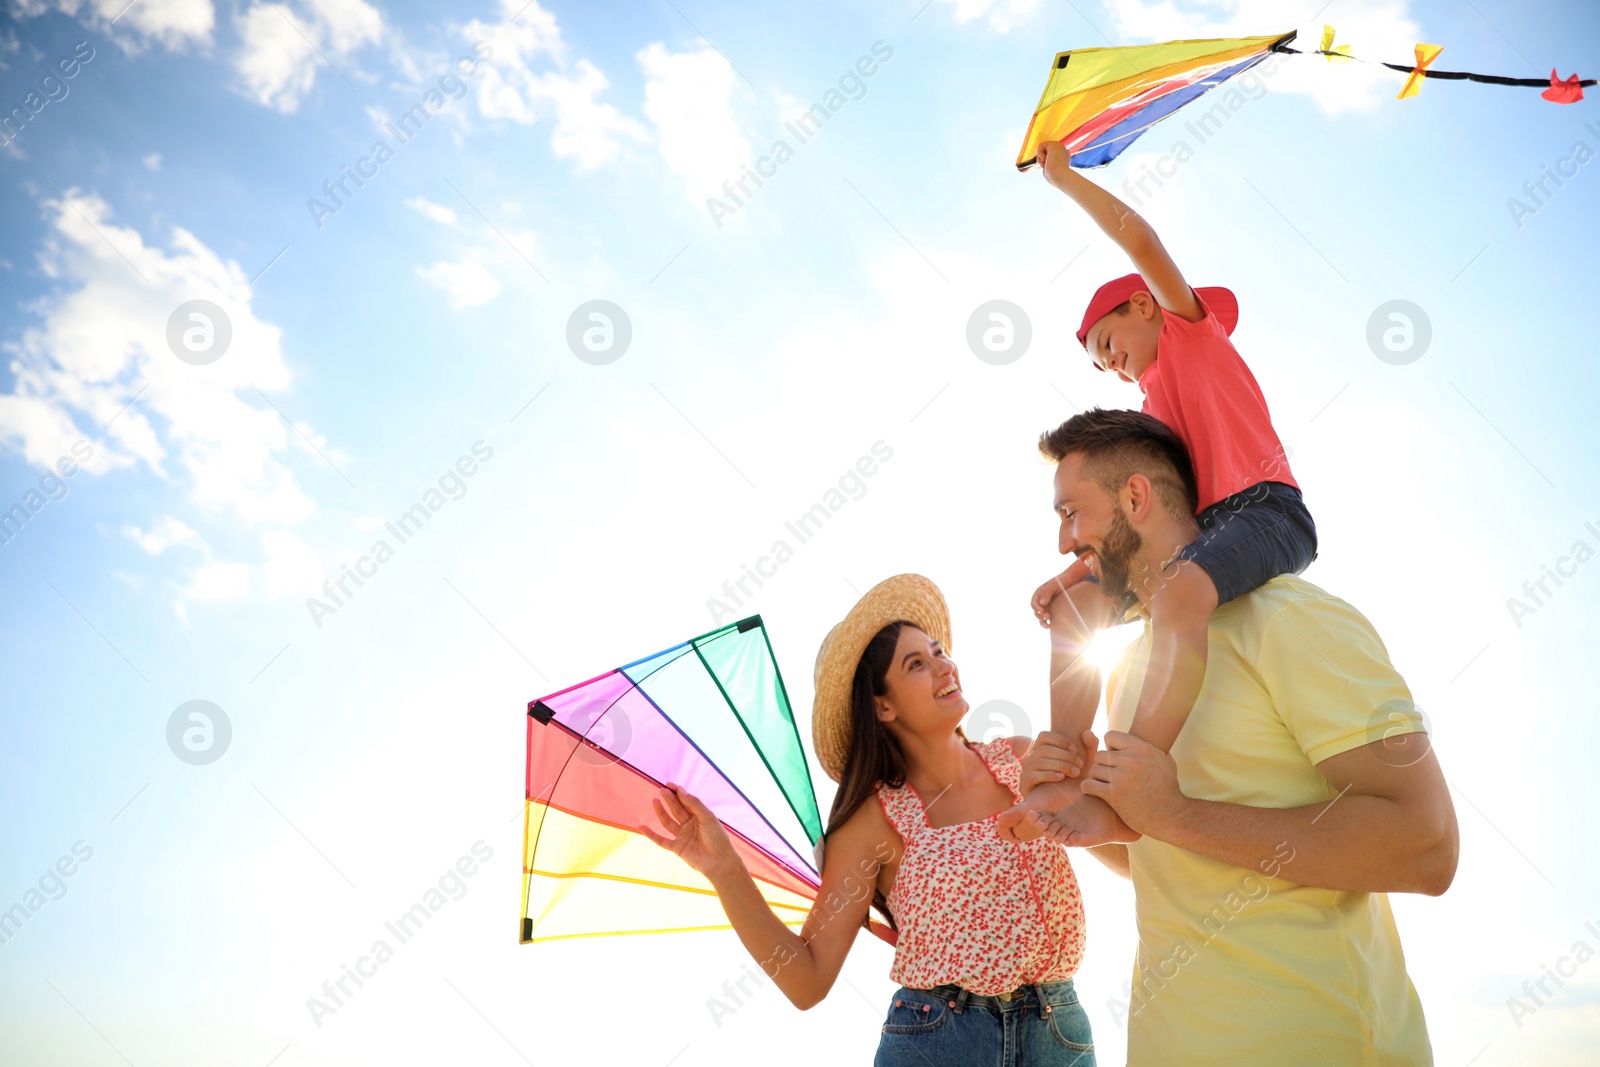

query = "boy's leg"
[
  {"left": 1129, "top": 558, "right": 1218, "bottom": 753},
  {"left": 1132, "top": 483, "right": 1316, "bottom": 753}
]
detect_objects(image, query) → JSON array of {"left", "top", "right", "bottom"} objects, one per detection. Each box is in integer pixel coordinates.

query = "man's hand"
[
  {"left": 1036, "top": 140, "right": 1074, "bottom": 190},
  {"left": 1080, "top": 731, "right": 1187, "bottom": 837}
]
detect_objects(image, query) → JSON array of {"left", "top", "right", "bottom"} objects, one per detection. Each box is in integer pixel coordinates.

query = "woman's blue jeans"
[{"left": 873, "top": 979, "right": 1096, "bottom": 1066}]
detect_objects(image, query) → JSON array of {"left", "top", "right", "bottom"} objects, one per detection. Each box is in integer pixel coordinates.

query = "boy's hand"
[
  {"left": 1036, "top": 140, "right": 1074, "bottom": 190},
  {"left": 1030, "top": 556, "right": 1095, "bottom": 626}
]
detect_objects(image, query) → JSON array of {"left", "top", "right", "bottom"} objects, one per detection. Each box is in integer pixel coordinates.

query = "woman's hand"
[{"left": 642, "top": 785, "right": 746, "bottom": 883}]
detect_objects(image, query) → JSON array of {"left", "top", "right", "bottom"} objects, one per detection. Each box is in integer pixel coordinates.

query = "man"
[{"left": 1022, "top": 407, "right": 1457, "bottom": 1066}]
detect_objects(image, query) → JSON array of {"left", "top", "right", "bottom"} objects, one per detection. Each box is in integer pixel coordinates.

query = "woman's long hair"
[{"left": 823, "top": 621, "right": 968, "bottom": 932}]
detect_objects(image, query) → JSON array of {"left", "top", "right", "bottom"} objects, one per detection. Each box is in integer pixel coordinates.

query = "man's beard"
[{"left": 1096, "top": 508, "right": 1143, "bottom": 602}]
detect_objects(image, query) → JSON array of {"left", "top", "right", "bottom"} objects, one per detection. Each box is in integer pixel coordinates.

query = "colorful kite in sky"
[
  {"left": 522, "top": 616, "right": 885, "bottom": 945},
  {"left": 1017, "top": 28, "right": 1595, "bottom": 171}
]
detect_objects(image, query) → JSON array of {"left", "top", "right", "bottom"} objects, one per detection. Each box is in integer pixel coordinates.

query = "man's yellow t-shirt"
[{"left": 1106, "top": 574, "right": 1433, "bottom": 1066}]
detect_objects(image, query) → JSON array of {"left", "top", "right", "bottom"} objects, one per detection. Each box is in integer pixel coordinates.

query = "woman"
[{"left": 644, "top": 574, "right": 1098, "bottom": 1065}]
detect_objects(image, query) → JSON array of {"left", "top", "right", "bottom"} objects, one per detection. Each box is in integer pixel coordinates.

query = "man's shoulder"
[
  {"left": 1233, "top": 572, "right": 1335, "bottom": 609},
  {"left": 1220, "top": 575, "right": 1376, "bottom": 641}
]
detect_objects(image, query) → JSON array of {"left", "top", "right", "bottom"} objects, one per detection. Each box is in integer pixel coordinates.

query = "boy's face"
[{"left": 1084, "top": 292, "right": 1162, "bottom": 383}]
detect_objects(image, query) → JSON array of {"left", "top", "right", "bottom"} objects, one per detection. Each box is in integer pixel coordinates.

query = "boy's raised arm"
[{"left": 1037, "top": 140, "right": 1203, "bottom": 324}]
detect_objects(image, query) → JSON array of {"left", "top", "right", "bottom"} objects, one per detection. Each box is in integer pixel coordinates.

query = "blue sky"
[{"left": 2, "top": 0, "right": 1598, "bottom": 1063}]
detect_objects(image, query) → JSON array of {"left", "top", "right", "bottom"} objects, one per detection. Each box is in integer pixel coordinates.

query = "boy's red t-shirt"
[{"left": 1138, "top": 292, "right": 1297, "bottom": 512}]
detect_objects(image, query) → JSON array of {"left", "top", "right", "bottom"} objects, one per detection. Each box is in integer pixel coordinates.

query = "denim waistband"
[
  {"left": 913, "top": 978, "right": 1076, "bottom": 1015},
  {"left": 1225, "top": 479, "right": 1301, "bottom": 500},
  {"left": 1201, "top": 479, "right": 1307, "bottom": 516}
]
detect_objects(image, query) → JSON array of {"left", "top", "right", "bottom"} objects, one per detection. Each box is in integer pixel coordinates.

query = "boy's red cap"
[{"left": 1075, "top": 272, "right": 1239, "bottom": 350}]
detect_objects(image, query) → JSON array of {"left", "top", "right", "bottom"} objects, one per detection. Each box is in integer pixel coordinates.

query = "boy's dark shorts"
[{"left": 1177, "top": 481, "right": 1318, "bottom": 606}]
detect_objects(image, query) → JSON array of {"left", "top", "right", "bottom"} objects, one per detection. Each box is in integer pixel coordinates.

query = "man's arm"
[
  {"left": 1088, "top": 843, "right": 1131, "bottom": 879},
  {"left": 1036, "top": 140, "right": 1204, "bottom": 323},
  {"left": 1083, "top": 732, "right": 1459, "bottom": 895}
]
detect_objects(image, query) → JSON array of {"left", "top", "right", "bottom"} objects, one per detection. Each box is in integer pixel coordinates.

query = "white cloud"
[
  {"left": 0, "top": 391, "right": 123, "bottom": 475},
  {"left": 185, "top": 559, "right": 252, "bottom": 601},
  {"left": 126, "top": 516, "right": 320, "bottom": 606},
  {"left": 638, "top": 42, "right": 749, "bottom": 205},
  {"left": 0, "top": 191, "right": 329, "bottom": 621},
  {"left": 528, "top": 59, "right": 645, "bottom": 170},
  {"left": 2, "top": 191, "right": 316, "bottom": 525},
  {"left": 314, "top": 0, "right": 383, "bottom": 53},
  {"left": 933, "top": 0, "right": 1042, "bottom": 32},
  {"left": 234, "top": 4, "right": 320, "bottom": 112},
  {"left": 21, "top": 0, "right": 215, "bottom": 50},
  {"left": 142, "top": 153, "right": 162, "bottom": 171},
  {"left": 417, "top": 256, "right": 501, "bottom": 309},
  {"left": 463, "top": 1, "right": 645, "bottom": 170},
  {"left": 1107, "top": 0, "right": 1422, "bottom": 114},
  {"left": 466, "top": 0, "right": 564, "bottom": 75},
  {"left": 111, "top": 569, "right": 145, "bottom": 589},
  {"left": 404, "top": 195, "right": 458, "bottom": 226},
  {"left": 260, "top": 529, "right": 323, "bottom": 599},
  {"left": 125, "top": 515, "right": 199, "bottom": 555},
  {"left": 280, "top": 417, "right": 350, "bottom": 469},
  {"left": 125, "top": 513, "right": 255, "bottom": 608},
  {"left": 234, "top": 0, "right": 385, "bottom": 113}
]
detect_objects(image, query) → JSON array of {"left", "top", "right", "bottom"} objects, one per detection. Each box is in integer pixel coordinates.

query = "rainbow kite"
[
  {"left": 523, "top": 615, "right": 866, "bottom": 944},
  {"left": 1017, "top": 28, "right": 1594, "bottom": 171}
]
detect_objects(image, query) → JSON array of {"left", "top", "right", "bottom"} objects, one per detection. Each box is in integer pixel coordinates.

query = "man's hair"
[{"left": 1038, "top": 408, "right": 1198, "bottom": 520}]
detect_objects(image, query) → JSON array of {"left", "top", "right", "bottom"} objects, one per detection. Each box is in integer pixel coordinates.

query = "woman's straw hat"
[{"left": 811, "top": 574, "right": 952, "bottom": 783}]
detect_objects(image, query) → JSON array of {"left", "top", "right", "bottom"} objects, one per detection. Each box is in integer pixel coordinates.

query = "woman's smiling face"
[{"left": 875, "top": 625, "right": 968, "bottom": 730}]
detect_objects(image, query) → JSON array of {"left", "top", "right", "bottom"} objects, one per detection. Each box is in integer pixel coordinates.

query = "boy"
[{"left": 1003, "top": 139, "right": 1317, "bottom": 845}]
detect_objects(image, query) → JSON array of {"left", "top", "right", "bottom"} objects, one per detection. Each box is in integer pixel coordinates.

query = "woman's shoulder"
[
  {"left": 998, "top": 735, "right": 1030, "bottom": 762},
  {"left": 950, "top": 735, "right": 1026, "bottom": 761},
  {"left": 982, "top": 737, "right": 1027, "bottom": 796},
  {"left": 830, "top": 786, "right": 902, "bottom": 856}
]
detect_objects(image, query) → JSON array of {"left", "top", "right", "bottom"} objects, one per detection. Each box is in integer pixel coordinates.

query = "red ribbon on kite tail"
[{"left": 1543, "top": 69, "right": 1585, "bottom": 104}]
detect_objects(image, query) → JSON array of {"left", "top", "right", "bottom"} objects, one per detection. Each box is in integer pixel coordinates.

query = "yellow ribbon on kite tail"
[{"left": 1318, "top": 25, "right": 1352, "bottom": 64}]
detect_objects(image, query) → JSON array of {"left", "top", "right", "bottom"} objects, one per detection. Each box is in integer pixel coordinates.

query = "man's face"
[
  {"left": 1053, "top": 454, "right": 1143, "bottom": 601},
  {"left": 1085, "top": 294, "right": 1161, "bottom": 383}
]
